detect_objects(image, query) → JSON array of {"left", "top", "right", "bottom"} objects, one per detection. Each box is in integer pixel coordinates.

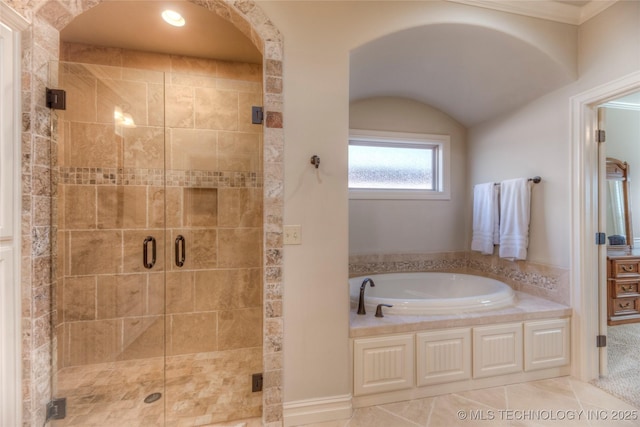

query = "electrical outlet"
[{"left": 284, "top": 225, "right": 302, "bottom": 245}]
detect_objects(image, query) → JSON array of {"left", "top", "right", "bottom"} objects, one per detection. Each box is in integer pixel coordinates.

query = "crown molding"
[
  {"left": 579, "top": 0, "right": 618, "bottom": 24},
  {"left": 446, "top": 0, "right": 618, "bottom": 25}
]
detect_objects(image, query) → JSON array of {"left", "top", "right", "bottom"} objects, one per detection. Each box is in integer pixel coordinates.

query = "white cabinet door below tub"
[
  {"left": 353, "top": 334, "right": 414, "bottom": 396},
  {"left": 473, "top": 323, "right": 523, "bottom": 378},
  {"left": 416, "top": 328, "right": 471, "bottom": 386},
  {"left": 524, "top": 318, "right": 570, "bottom": 371}
]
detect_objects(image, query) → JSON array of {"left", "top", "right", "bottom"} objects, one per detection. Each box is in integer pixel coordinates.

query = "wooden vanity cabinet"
[{"left": 607, "top": 250, "right": 640, "bottom": 325}]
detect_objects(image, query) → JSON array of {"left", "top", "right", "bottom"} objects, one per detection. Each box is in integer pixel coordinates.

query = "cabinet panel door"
[
  {"left": 524, "top": 318, "right": 570, "bottom": 371},
  {"left": 473, "top": 323, "right": 523, "bottom": 378},
  {"left": 354, "top": 335, "right": 414, "bottom": 396},
  {"left": 416, "top": 328, "right": 471, "bottom": 386}
]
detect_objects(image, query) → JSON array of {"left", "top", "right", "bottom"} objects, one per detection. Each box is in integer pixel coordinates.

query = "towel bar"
[{"left": 493, "top": 176, "right": 541, "bottom": 185}]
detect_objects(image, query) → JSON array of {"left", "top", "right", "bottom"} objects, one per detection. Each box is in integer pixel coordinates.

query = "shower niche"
[{"left": 50, "top": 50, "right": 264, "bottom": 426}]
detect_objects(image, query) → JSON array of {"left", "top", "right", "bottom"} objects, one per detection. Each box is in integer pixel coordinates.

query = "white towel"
[
  {"left": 499, "top": 178, "right": 531, "bottom": 260},
  {"left": 471, "top": 182, "right": 499, "bottom": 255}
]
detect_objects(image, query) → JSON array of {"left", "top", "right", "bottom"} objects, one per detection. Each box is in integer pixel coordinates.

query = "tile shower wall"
[{"left": 54, "top": 43, "right": 264, "bottom": 423}]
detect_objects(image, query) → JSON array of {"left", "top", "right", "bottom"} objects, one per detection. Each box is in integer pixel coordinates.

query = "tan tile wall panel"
[
  {"left": 217, "top": 188, "right": 263, "bottom": 227},
  {"left": 122, "top": 127, "right": 165, "bottom": 170},
  {"left": 165, "top": 85, "right": 195, "bottom": 128},
  {"left": 165, "top": 271, "right": 196, "bottom": 314},
  {"left": 195, "top": 88, "right": 239, "bottom": 130},
  {"left": 219, "top": 132, "right": 262, "bottom": 171},
  {"left": 194, "top": 269, "right": 262, "bottom": 311},
  {"left": 65, "top": 123, "right": 122, "bottom": 168},
  {"left": 63, "top": 276, "right": 96, "bottom": 321},
  {"left": 120, "top": 316, "right": 164, "bottom": 360},
  {"left": 67, "top": 230, "right": 123, "bottom": 275},
  {"left": 67, "top": 320, "right": 121, "bottom": 366},
  {"left": 96, "top": 274, "right": 146, "bottom": 319},
  {"left": 184, "top": 188, "right": 218, "bottom": 227},
  {"left": 62, "top": 185, "right": 96, "bottom": 229},
  {"left": 168, "top": 312, "right": 218, "bottom": 356},
  {"left": 169, "top": 129, "right": 218, "bottom": 171}
]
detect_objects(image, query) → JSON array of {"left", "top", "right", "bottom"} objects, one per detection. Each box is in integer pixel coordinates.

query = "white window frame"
[{"left": 349, "top": 129, "right": 450, "bottom": 200}]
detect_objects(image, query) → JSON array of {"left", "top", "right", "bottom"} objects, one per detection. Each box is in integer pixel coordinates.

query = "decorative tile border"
[
  {"left": 59, "top": 166, "right": 262, "bottom": 188},
  {"left": 349, "top": 252, "right": 469, "bottom": 276},
  {"left": 349, "top": 251, "right": 570, "bottom": 305},
  {"left": 468, "top": 257, "right": 558, "bottom": 291}
]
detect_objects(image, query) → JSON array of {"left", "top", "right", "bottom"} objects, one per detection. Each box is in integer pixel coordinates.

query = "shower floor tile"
[{"left": 52, "top": 348, "right": 263, "bottom": 427}]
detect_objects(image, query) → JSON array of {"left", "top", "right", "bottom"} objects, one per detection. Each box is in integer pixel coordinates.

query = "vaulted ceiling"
[{"left": 349, "top": 23, "right": 576, "bottom": 127}]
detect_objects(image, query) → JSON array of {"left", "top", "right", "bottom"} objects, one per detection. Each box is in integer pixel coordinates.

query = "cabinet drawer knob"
[
  {"left": 618, "top": 301, "right": 632, "bottom": 309},
  {"left": 622, "top": 285, "right": 635, "bottom": 292},
  {"left": 621, "top": 265, "right": 636, "bottom": 272}
]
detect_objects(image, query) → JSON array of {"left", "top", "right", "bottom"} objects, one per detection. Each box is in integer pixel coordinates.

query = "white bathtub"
[{"left": 349, "top": 272, "right": 516, "bottom": 315}]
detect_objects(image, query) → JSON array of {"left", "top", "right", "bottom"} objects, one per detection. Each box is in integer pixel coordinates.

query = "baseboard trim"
[
  {"left": 283, "top": 394, "right": 353, "bottom": 427},
  {"left": 353, "top": 367, "right": 571, "bottom": 408}
]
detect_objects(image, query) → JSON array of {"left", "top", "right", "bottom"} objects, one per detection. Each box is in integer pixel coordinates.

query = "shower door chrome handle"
[
  {"left": 175, "top": 235, "right": 185, "bottom": 267},
  {"left": 143, "top": 236, "right": 156, "bottom": 269}
]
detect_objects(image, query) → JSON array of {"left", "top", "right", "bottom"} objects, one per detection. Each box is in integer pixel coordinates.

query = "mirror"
[{"left": 606, "top": 157, "right": 633, "bottom": 248}]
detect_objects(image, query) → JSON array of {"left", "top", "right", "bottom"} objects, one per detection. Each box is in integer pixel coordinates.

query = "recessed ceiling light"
[{"left": 162, "top": 9, "right": 185, "bottom": 27}]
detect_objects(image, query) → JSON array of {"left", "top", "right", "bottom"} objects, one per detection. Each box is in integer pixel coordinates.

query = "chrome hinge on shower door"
[
  {"left": 596, "top": 129, "right": 606, "bottom": 143},
  {"left": 596, "top": 232, "right": 606, "bottom": 245}
]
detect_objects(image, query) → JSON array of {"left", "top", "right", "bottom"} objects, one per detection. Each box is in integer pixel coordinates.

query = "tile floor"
[
  {"left": 290, "top": 377, "right": 640, "bottom": 427},
  {"left": 52, "top": 348, "right": 262, "bottom": 427},
  {"left": 52, "top": 372, "right": 639, "bottom": 426}
]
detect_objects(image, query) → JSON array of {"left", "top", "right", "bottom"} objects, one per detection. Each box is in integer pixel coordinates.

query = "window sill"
[{"left": 349, "top": 189, "right": 451, "bottom": 200}]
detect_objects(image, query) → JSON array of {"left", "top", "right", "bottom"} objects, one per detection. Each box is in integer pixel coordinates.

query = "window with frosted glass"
[{"left": 348, "top": 142, "right": 438, "bottom": 190}]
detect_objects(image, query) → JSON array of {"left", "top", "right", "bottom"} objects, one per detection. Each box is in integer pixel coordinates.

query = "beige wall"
[
  {"left": 349, "top": 97, "right": 468, "bottom": 254},
  {"left": 258, "top": 0, "right": 638, "bottom": 409},
  {"left": 468, "top": 1, "right": 640, "bottom": 268}
]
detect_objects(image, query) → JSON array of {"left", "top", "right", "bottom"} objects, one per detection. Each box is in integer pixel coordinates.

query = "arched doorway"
[{"left": 21, "top": 1, "right": 284, "bottom": 426}]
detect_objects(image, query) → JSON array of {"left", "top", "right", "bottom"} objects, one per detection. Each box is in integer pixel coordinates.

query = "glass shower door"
[
  {"left": 161, "top": 69, "right": 264, "bottom": 426},
  {"left": 50, "top": 59, "right": 265, "bottom": 426},
  {"left": 51, "top": 61, "right": 167, "bottom": 426}
]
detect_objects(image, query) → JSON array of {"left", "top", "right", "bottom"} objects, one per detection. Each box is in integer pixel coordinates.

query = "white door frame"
[
  {"left": 0, "top": 3, "right": 28, "bottom": 427},
  {"left": 571, "top": 70, "right": 640, "bottom": 381}
]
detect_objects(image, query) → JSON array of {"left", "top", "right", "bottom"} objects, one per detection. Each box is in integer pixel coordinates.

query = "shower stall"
[{"left": 49, "top": 52, "right": 264, "bottom": 426}]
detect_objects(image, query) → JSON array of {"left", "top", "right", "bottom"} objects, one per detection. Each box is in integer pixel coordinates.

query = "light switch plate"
[{"left": 284, "top": 225, "right": 302, "bottom": 245}]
